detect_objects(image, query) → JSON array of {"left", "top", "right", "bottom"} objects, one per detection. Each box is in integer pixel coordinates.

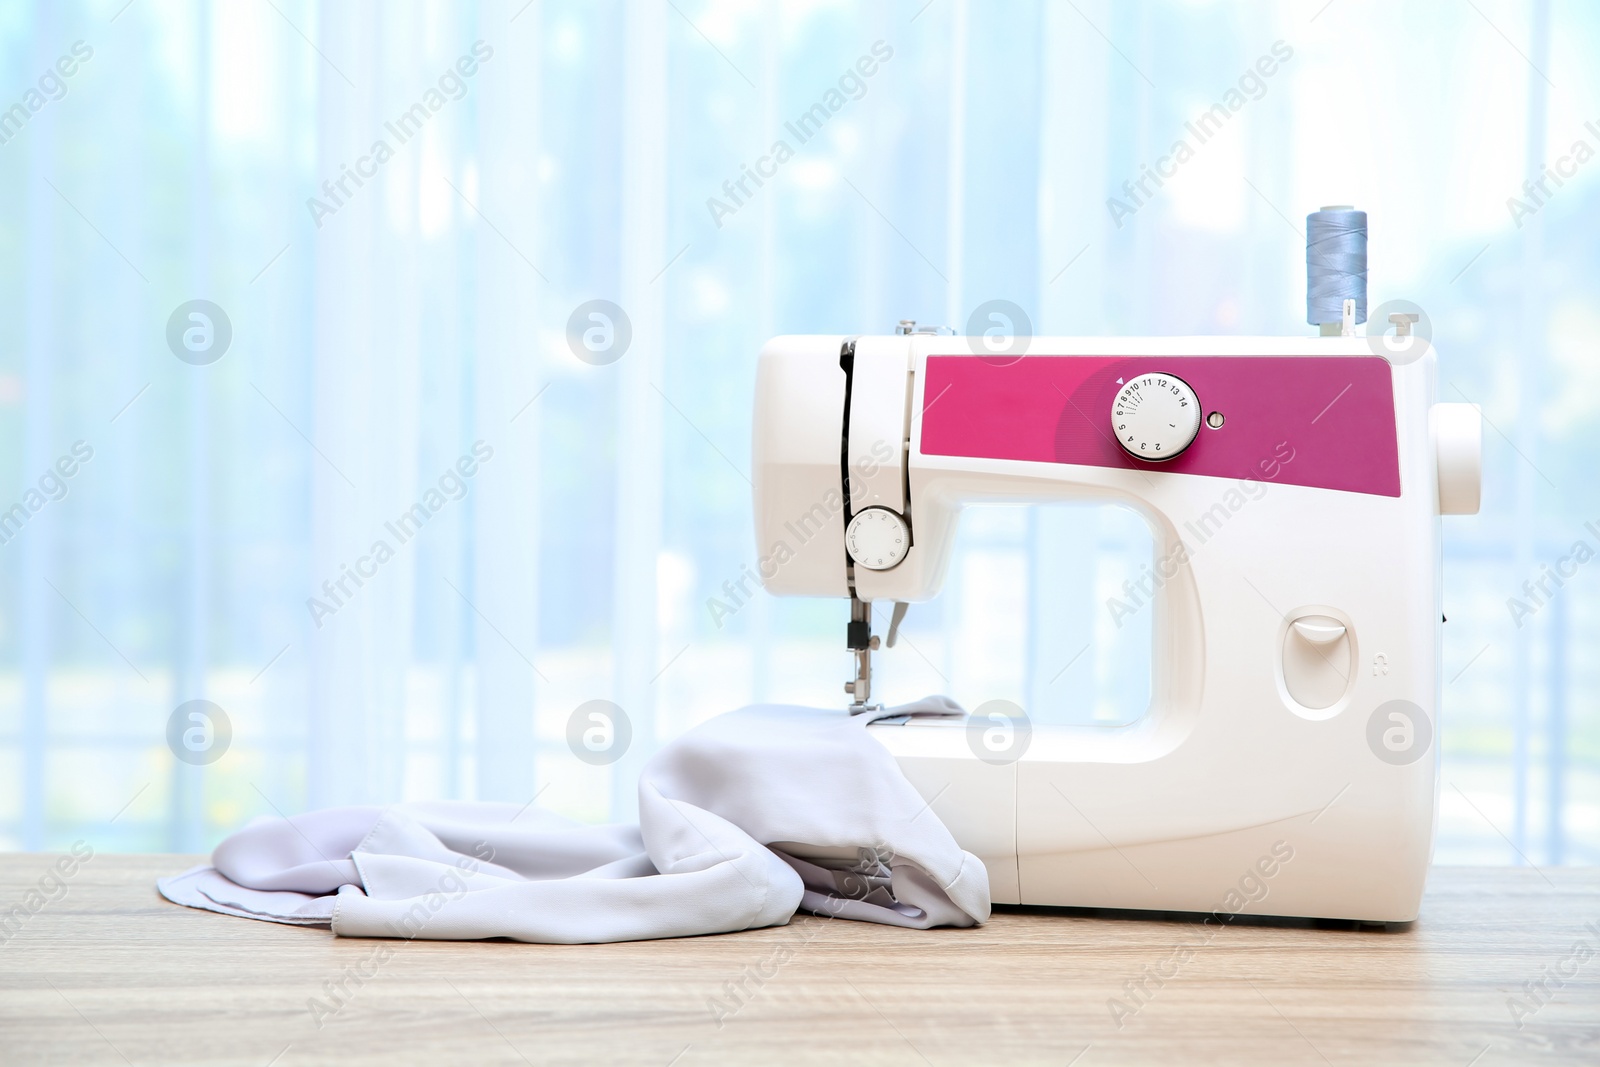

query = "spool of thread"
[{"left": 1306, "top": 206, "right": 1367, "bottom": 326}]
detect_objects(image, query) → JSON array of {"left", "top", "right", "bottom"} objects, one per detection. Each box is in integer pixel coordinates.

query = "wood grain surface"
[{"left": 0, "top": 855, "right": 1596, "bottom": 1065}]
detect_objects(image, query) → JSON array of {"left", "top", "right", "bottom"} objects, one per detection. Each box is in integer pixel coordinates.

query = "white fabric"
[{"left": 158, "top": 699, "right": 989, "bottom": 944}]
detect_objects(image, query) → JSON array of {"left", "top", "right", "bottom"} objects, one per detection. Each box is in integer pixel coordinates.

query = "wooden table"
[{"left": 1, "top": 856, "right": 1596, "bottom": 1065}]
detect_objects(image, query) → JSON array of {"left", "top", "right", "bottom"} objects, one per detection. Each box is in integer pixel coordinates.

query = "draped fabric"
[{"left": 158, "top": 698, "right": 988, "bottom": 943}]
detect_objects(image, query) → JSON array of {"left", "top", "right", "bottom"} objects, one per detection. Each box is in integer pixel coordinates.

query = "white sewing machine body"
[{"left": 752, "top": 331, "right": 1481, "bottom": 923}]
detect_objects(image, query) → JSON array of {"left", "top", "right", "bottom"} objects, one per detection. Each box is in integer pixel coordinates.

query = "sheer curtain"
[{"left": 1, "top": 0, "right": 1595, "bottom": 866}]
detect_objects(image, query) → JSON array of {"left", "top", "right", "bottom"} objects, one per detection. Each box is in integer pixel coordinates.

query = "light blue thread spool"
[{"left": 1306, "top": 206, "right": 1367, "bottom": 327}]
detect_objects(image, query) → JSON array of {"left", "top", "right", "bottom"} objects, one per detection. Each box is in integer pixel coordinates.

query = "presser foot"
[
  {"left": 845, "top": 594, "right": 879, "bottom": 714},
  {"left": 844, "top": 597, "right": 907, "bottom": 714}
]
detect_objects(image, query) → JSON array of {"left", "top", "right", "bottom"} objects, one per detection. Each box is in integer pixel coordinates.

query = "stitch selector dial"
[
  {"left": 845, "top": 507, "right": 910, "bottom": 571},
  {"left": 1111, "top": 373, "right": 1201, "bottom": 461}
]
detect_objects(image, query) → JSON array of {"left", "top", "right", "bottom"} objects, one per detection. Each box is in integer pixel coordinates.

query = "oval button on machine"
[{"left": 1282, "top": 613, "right": 1353, "bottom": 713}]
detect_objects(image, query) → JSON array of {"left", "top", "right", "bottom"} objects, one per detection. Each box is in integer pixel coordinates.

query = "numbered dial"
[
  {"left": 845, "top": 507, "right": 910, "bottom": 571},
  {"left": 1111, "top": 373, "right": 1201, "bottom": 461}
]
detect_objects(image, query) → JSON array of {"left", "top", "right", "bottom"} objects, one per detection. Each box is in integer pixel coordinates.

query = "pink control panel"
[{"left": 919, "top": 355, "right": 1401, "bottom": 497}]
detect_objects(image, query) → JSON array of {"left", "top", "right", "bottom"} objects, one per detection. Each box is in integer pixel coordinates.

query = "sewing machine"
[{"left": 750, "top": 309, "right": 1481, "bottom": 923}]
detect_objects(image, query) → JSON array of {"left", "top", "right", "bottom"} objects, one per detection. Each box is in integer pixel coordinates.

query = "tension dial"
[{"left": 845, "top": 507, "right": 910, "bottom": 571}]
